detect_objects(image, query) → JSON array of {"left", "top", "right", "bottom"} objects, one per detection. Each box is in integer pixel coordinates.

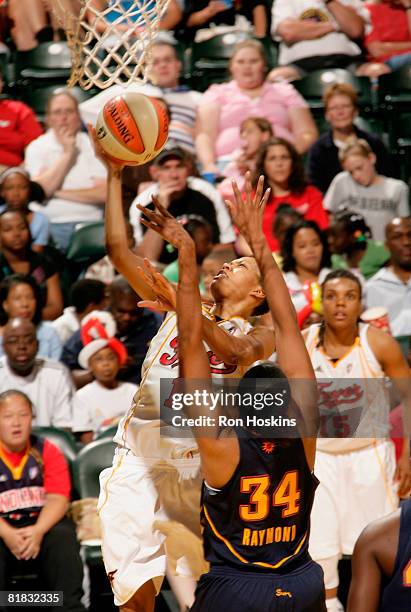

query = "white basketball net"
[{"left": 51, "top": 0, "right": 170, "bottom": 90}]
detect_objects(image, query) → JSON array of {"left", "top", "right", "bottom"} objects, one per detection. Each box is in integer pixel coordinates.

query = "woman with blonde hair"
[{"left": 324, "top": 139, "right": 409, "bottom": 241}]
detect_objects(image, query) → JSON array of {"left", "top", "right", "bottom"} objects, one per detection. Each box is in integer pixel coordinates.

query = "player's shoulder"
[
  {"left": 365, "top": 324, "right": 399, "bottom": 356},
  {"left": 356, "top": 507, "right": 400, "bottom": 554}
]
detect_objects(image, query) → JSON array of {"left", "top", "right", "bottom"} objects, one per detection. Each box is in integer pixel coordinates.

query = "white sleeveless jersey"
[
  {"left": 114, "top": 310, "right": 253, "bottom": 458},
  {"left": 305, "top": 323, "right": 390, "bottom": 453}
]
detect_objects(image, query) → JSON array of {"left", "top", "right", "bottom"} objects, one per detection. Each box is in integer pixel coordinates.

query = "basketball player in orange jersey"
[
  {"left": 347, "top": 497, "right": 411, "bottom": 612},
  {"left": 303, "top": 269, "right": 411, "bottom": 612},
  {"left": 143, "top": 173, "right": 326, "bottom": 610},
  {"left": 88, "top": 127, "right": 276, "bottom": 612}
]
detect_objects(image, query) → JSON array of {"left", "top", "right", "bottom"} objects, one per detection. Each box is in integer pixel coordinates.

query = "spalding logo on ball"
[{"left": 96, "top": 92, "right": 169, "bottom": 165}]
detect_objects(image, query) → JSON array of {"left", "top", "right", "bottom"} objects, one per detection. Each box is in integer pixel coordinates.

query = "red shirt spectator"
[
  {"left": 0, "top": 98, "right": 43, "bottom": 167},
  {"left": 365, "top": 1, "right": 411, "bottom": 63},
  {"left": 263, "top": 186, "right": 328, "bottom": 252}
]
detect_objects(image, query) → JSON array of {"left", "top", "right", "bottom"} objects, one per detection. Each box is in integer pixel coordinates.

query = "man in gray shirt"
[{"left": 365, "top": 217, "right": 411, "bottom": 354}]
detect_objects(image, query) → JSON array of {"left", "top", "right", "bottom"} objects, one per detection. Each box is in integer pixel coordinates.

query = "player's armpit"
[{"left": 202, "top": 318, "right": 275, "bottom": 366}]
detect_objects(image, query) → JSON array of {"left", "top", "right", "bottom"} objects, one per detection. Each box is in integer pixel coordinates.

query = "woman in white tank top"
[{"left": 303, "top": 269, "right": 411, "bottom": 612}]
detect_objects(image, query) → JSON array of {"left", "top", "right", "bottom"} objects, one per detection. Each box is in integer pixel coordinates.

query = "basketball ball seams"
[
  {"left": 103, "top": 96, "right": 145, "bottom": 154},
  {"left": 96, "top": 92, "right": 169, "bottom": 166},
  {"left": 148, "top": 96, "right": 169, "bottom": 151}
]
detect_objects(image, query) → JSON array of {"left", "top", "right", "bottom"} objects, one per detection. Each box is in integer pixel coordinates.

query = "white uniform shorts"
[
  {"left": 309, "top": 440, "right": 398, "bottom": 561},
  {"left": 97, "top": 449, "right": 205, "bottom": 607}
]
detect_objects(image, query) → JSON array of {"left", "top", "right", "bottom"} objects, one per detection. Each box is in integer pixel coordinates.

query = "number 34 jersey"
[{"left": 202, "top": 433, "right": 318, "bottom": 572}]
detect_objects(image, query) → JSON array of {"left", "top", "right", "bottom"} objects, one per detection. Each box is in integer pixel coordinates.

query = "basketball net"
[{"left": 51, "top": 0, "right": 170, "bottom": 90}]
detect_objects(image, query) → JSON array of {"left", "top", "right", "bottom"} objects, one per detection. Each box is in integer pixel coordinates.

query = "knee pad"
[{"left": 317, "top": 555, "right": 340, "bottom": 590}]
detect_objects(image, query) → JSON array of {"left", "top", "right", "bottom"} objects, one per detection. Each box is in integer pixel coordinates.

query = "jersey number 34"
[{"left": 239, "top": 471, "right": 301, "bottom": 522}]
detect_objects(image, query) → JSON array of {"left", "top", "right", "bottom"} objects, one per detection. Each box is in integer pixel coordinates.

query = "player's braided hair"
[{"left": 316, "top": 269, "right": 362, "bottom": 349}]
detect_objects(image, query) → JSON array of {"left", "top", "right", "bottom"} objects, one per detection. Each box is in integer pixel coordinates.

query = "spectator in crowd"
[
  {"left": 163, "top": 215, "right": 214, "bottom": 289},
  {"left": 324, "top": 140, "right": 409, "bottom": 241},
  {"left": 0, "top": 389, "right": 85, "bottom": 610},
  {"left": 365, "top": 217, "right": 411, "bottom": 353},
  {"left": 268, "top": 0, "right": 369, "bottom": 82},
  {"left": 308, "top": 83, "right": 394, "bottom": 194},
  {"left": 0, "top": 318, "right": 73, "bottom": 428},
  {"left": 357, "top": 0, "right": 411, "bottom": 77},
  {"left": 0, "top": 68, "right": 43, "bottom": 172},
  {"left": 196, "top": 39, "right": 318, "bottom": 180},
  {"left": 281, "top": 220, "right": 332, "bottom": 313},
  {"left": 86, "top": 1, "right": 183, "bottom": 41},
  {"left": 73, "top": 337, "right": 138, "bottom": 444},
  {"left": 7, "top": 0, "right": 62, "bottom": 50},
  {"left": 130, "top": 146, "right": 235, "bottom": 265},
  {"left": 253, "top": 137, "right": 328, "bottom": 252},
  {"left": 181, "top": 0, "right": 268, "bottom": 41},
  {"left": 52, "top": 278, "right": 107, "bottom": 345},
  {"left": 218, "top": 116, "right": 273, "bottom": 199},
  {"left": 25, "top": 90, "right": 107, "bottom": 252},
  {"left": 0, "top": 168, "right": 49, "bottom": 253},
  {"left": 0, "top": 211, "right": 63, "bottom": 320},
  {"left": 85, "top": 221, "right": 135, "bottom": 285},
  {"left": 273, "top": 204, "right": 303, "bottom": 254},
  {"left": 328, "top": 209, "right": 390, "bottom": 279},
  {"left": 61, "top": 277, "right": 162, "bottom": 388},
  {"left": 0, "top": 275, "right": 62, "bottom": 360},
  {"left": 304, "top": 269, "right": 410, "bottom": 612},
  {"left": 80, "top": 40, "right": 202, "bottom": 155}
]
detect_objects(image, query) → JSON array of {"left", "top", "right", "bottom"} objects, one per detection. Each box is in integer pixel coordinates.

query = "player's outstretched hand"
[
  {"left": 136, "top": 258, "right": 177, "bottom": 312},
  {"left": 225, "top": 171, "right": 270, "bottom": 244},
  {"left": 87, "top": 124, "right": 126, "bottom": 173},
  {"left": 138, "top": 195, "right": 194, "bottom": 250}
]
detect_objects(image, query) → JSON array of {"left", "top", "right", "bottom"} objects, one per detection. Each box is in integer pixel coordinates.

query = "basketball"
[{"left": 95, "top": 92, "right": 169, "bottom": 166}]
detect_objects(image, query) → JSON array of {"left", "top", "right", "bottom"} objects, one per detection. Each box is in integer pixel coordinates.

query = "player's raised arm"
[
  {"left": 139, "top": 201, "right": 240, "bottom": 486},
  {"left": 88, "top": 125, "right": 157, "bottom": 302},
  {"left": 227, "top": 173, "right": 319, "bottom": 466}
]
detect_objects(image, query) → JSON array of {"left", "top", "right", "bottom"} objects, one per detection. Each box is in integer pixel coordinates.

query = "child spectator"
[
  {"left": 163, "top": 215, "right": 214, "bottom": 290},
  {"left": 324, "top": 140, "right": 409, "bottom": 241},
  {"left": 0, "top": 274, "right": 62, "bottom": 360},
  {"left": 218, "top": 117, "right": 273, "bottom": 199},
  {"left": 0, "top": 168, "right": 49, "bottom": 253},
  {"left": 52, "top": 279, "right": 107, "bottom": 345},
  {"left": 0, "top": 211, "right": 63, "bottom": 320},
  {"left": 254, "top": 137, "right": 328, "bottom": 252},
  {"left": 281, "top": 220, "right": 332, "bottom": 313},
  {"left": 328, "top": 208, "right": 390, "bottom": 279},
  {"left": 73, "top": 337, "right": 138, "bottom": 444}
]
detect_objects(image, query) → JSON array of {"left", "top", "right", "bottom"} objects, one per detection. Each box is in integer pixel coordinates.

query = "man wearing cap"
[
  {"left": 365, "top": 216, "right": 411, "bottom": 357},
  {"left": 130, "top": 146, "right": 235, "bottom": 265}
]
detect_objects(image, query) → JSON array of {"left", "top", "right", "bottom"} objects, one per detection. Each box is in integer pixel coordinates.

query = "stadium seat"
[
  {"left": 294, "top": 69, "right": 373, "bottom": 113},
  {"left": 386, "top": 112, "right": 411, "bottom": 181},
  {"left": 378, "top": 63, "right": 411, "bottom": 109},
  {"left": 15, "top": 42, "right": 72, "bottom": 84},
  {"left": 189, "top": 33, "right": 277, "bottom": 91},
  {"left": 32, "top": 426, "right": 78, "bottom": 464},
  {"left": 21, "top": 85, "right": 96, "bottom": 121},
  {"left": 66, "top": 221, "right": 106, "bottom": 265},
  {"left": 74, "top": 438, "right": 115, "bottom": 499},
  {"left": 95, "top": 425, "right": 118, "bottom": 441}
]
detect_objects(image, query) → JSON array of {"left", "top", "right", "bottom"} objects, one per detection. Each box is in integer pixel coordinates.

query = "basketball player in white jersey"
[
  {"left": 88, "top": 128, "right": 276, "bottom": 612},
  {"left": 303, "top": 269, "right": 411, "bottom": 612}
]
